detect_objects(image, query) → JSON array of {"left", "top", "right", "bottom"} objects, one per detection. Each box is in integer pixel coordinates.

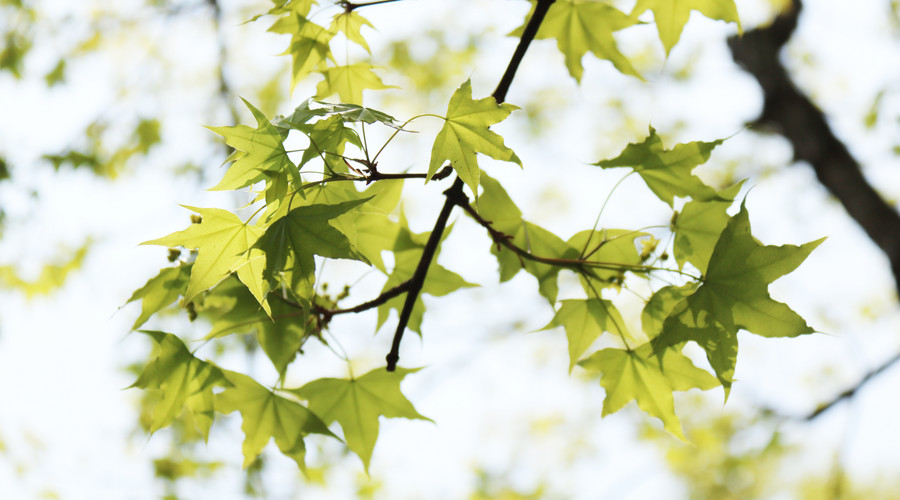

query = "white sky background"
[{"left": 1, "top": 0, "right": 900, "bottom": 498}]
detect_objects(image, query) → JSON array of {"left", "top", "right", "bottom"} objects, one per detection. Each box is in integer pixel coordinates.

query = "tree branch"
[
  {"left": 385, "top": 0, "right": 557, "bottom": 371},
  {"left": 729, "top": 0, "right": 900, "bottom": 420},
  {"left": 728, "top": 0, "right": 900, "bottom": 293},
  {"left": 804, "top": 351, "right": 900, "bottom": 420}
]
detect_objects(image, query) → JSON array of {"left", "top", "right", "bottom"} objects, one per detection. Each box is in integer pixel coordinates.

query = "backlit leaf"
[
  {"left": 654, "top": 204, "right": 823, "bottom": 395},
  {"left": 215, "top": 370, "right": 336, "bottom": 470},
  {"left": 594, "top": 127, "right": 724, "bottom": 207},
  {"left": 130, "top": 331, "right": 229, "bottom": 439},
  {"left": 290, "top": 367, "right": 431, "bottom": 472},
  {"left": 511, "top": 0, "right": 642, "bottom": 81},
  {"left": 579, "top": 343, "right": 718, "bottom": 440},
  {"left": 540, "top": 298, "right": 632, "bottom": 372},
  {"left": 142, "top": 207, "right": 267, "bottom": 307},
  {"left": 256, "top": 198, "right": 369, "bottom": 301},
  {"left": 631, "top": 0, "right": 741, "bottom": 55},
  {"left": 127, "top": 263, "right": 192, "bottom": 330},
  {"left": 428, "top": 79, "right": 521, "bottom": 194},
  {"left": 315, "top": 63, "right": 396, "bottom": 105},
  {"left": 206, "top": 99, "right": 295, "bottom": 191}
]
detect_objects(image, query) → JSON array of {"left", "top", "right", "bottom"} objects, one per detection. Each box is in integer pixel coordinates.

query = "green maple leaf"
[
  {"left": 130, "top": 331, "right": 230, "bottom": 439},
  {"left": 206, "top": 99, "right": 295, "bottom": 191},
  {"left": 215, "top": 369, "right": 336, "bottom": 470},
  {"left": 653, "top": 204, "right": 823, "bottom": 394},
  {"left": 540, "top": 298, "right": 632, "bottom": 372},
  {"left": 295, "top": 114, "right": 362, "bottom": 173},
  {"left": 142, "top": 207, "right": 268, "bottom": 309},
  {"left": 631, "top": 0, "right": 741, "bottom": 55},
  {"left": 511, "top": 0, "right": 642, "bottom": 82},
  {"left": 329, "top": 12, "right": 374, "bottom": 53},
  {"left": 672, "top": 181, "right": 743, "bottom": 273},
  {"left": 579, "top": 343, "right": 718, "bottom": 440},
  {"left": 269, "top": 13, "right": 334, "bottom": 89},
  {"left": 315, "top": 63, "right": 397, "bottom": 105},
  {"left": 641, "top": 283, "right": 697, "bottom": 339},
  {"left": 127, "top": 263, "right": 192, "bottom": 330},
  {"left": 428, "top": 79, "right": 521, "bottom": 194},
  {"left": 376, "top": 216, "right": 476, "bottom": 334},
  {"left": 477, "top": 174, "right": 571, "bottom": 303},
  {"left": 566, "top": 228, "right": 647, "bottom": 290},
  {"left": 289, "top": 367, "right": 431, "bottom": 472},
  {"left": 198, "top": 277, "right": 311, "bottom": 379},
  {"left": 594, "top": 126, "right": 724, "bottom": 207},
  {"left": 256, "top": 198, "right": 369, "bottom": 301},
  {"left": 311, "top": 100, "right": 400, "bottom": 128}
]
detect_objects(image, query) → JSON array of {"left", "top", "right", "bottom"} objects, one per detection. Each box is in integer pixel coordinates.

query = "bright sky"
[{"left": 1, "top": 0, "right": 900, "bottom": 498}]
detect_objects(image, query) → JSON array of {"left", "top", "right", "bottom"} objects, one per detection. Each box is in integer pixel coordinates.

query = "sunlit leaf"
[
  {"left": 215, "top": 369, "right": 336, "bottom": 470},
  {"left": 428, "top": 79, "right": 521, "bottom": 194},
  {"left": 290, "top": 367, "right": 431, "bottom": 472}
]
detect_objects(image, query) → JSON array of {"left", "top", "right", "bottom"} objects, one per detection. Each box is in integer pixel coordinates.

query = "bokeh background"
[{"left": 2, "top": 0, "right": 900, "bottom": 498}]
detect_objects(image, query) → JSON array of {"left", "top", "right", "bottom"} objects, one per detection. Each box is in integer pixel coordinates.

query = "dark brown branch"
[
  {"left": 319, "top": 278, "right": 412, "bottom": 318},
  {"left": 339, "top": 0, "right": 403, "bottom": 13},
  {"left": 805, "top": 351, "right": 900, "bottom": 420},
  {"left": 456, "top": 197, "right": 650, "bottom": 275},
  {"left": 728, "top": 0, "right": 900, "bottom": 293},
  {"left": 385, "top": 0, "right": 558, "bottom": 371}
]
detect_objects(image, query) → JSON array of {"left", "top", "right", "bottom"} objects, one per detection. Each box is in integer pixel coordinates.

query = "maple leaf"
[
  {"left": 269, "top": 13, "right": 334, "bottom": 89},
  {"left": 653, "top": 204, "right": 823, "bottom": 395},
  {"left": 566, "top": 228, "right": 647, "bottom": 290},
  {"left": 477, "top": 174, "right": 571, "bottom": 303},
  {"left": 594, "top": 126, "right": 724, "bottom": 207},
  {"left": 641, "top": 283, "right": 698, "bottom": 339},
  {"left": 329, "top": 12, "right": 374, "bottom": 53},
  {"left": 579, "top": 343, "right": 719, "bottom": 440},
  {"left": 511, "top": 0, "right": 642, "bottom": 82},
  {"left": 289, "top": 367, "right": 431, "bottom": 472},
  {"left": 130, "top": 331, "right": 230, "bottom": 439},
  {"left": 315, "top": 63, "right": 397, "bottom": 105},
  {"left": 295, "top": 115, "right": 362, "bottom": 173},
  {"left": 540, "top": 298, "right": 633, "bottom": 372},
  {"left": 127, "top": 263, "right": 191, "bottom": 330},
  {"left": 142, "top": 207, "right": 268, "bottom": 309},
  {"left": 428, "top": 79, "right": 521, "bottom": 194},
  {"left": 255, "top": 198, "right": 369, "bottom": 301},
  {"left": 631, "top": 0, "right": 741, "bottom": 55},
  {"left": 672, "top": 181, "right": 743, "bottom": 273},
  {"left": 215, "top": 369, "right": 336, "bottom": 470},
  {"left": 197, "top": 277, "right": 311, "bottom": 379},
  {"left": 206, "top": 99, "right": 295, "bottom": 191}
]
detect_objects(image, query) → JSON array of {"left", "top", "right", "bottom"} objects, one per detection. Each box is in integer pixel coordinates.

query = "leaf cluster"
[{"left": 126, "top": 0, "right": 819, "bottom": 476}]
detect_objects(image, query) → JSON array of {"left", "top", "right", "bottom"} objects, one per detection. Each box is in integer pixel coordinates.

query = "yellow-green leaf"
[
  {"left": 289, "top": 367, "right": 431, "bottom": 472},
  {"left": 329, "top": 12, "right": 374, "bottom": 53},
  {"left": 315, "top": 63, "right": 396, "bottom": 105},
  {"left": 654, "top": 204, "right": 823, "bottom": 395},
  {"left": 216, "top": 369, "right": 336, "bottom": 470},
  {"left": 579, "top": 343, "right": 718, "bottom": 440},
  {"left": 594, "top": 126, "right": 724, "bottom": 207},
  {"left": 126, "top": 263, "right": 192, "bottom": 330},
  {"left": 631, "top": 0, "right": 741, "bottom": 55},
  {"left": 130, "top": 331, "right": 230, "bottom": 440},
  {"left": 540, "top": 298, "right": 632, "bottom": 372},
  {"left": 428, "top": 79, "right": 521, "bottom": 194},
  {"left": 510, "top": 0, "right": 642, "bottom": 82},
  {"left": 206, "top": 99, "right": 295, "bottom": 191},
  {"left": 142, "top": 207, "right": 267, "bottom": 308}
]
